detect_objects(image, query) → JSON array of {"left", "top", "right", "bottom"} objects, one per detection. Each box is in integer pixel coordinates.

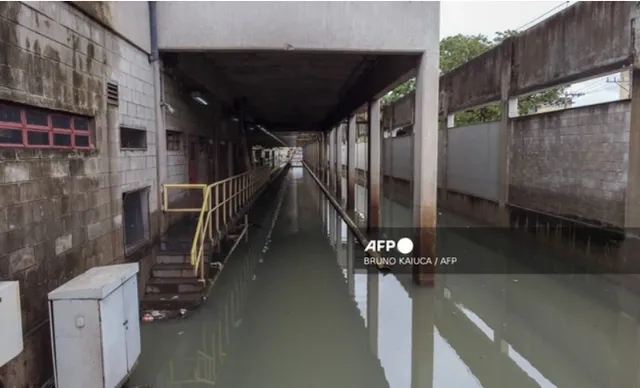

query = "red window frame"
[{"left": 0, "top": 103, "right": 93, "bottom": 149}]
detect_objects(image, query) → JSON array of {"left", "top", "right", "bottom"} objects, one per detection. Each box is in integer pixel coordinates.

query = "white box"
[
  {"left": 48, "top": 264, "right": 140, "bottom": 388},
  {"left": 0, "top": 281, "right": 23, "bottom": 367}
]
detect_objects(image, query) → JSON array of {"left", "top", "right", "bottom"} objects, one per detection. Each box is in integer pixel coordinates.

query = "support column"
[
  {"left": 623, "top": 15, "right": 640, "bottom": 266},
  {"left": 336, "top": 122, "right": 344, "bottom": 204},
  {"left": 497, "top": 41, "right": 515, "bottom": 228},
  {"left": 368, "top": 99, "right": 381, "bottom": 232},
  {"left": 411, "top": 288, "right": 435, "bottom": 388},
  {"left": 367, "top": 272, "right": 379, "bottom": 356},
  {"left": 347, "top": 115, "right": 357, "bottom": 212},
  {"left": 412, "top": 51, "right": 439, "bottom": 286},
  {"left": 319, "top": 132, "right": 325, "bottom": 182},
  {"left": 328, "top": 128, "right": 335, "bottom": 192}
]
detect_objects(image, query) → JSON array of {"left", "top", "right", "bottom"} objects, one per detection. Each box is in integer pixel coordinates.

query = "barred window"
[
  {"left": 0, "top": 103, "right": 92, "bottom": 149},
  {"left": 166, "top": 130, "right": 182, "bottom": 151}
]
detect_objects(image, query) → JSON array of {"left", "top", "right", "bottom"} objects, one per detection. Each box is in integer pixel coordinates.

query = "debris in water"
[
  {"left": 259, "top": 258, "right": 263, "bottom": 263},
  {"left": 234, "top": 319, "right": 242, "bottom": 327},
  {"left": 179, "top": 309, "right": 187, "bottom": 316},
  {"left": 178, "top": 331, "right": 184, "bottom": 335},
  {"left": 252, "top": 274, "right": 257, "bottom": 280},
  {"left": 171, "top": 295, "right": 179, "bottom": 300},
  {"left": 142, "top": 313, "right": 154, "bottom": 323},
  {"left": 512, "top": 279, "right": 519, "bottom": 283},
  {"left": 150, "top": 310, "right": 163, "bottom": 318}
]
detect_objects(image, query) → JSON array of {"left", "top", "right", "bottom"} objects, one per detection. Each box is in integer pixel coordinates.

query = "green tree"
[{"left": 382, "top": 30, "right": 581, "bottom": 126}]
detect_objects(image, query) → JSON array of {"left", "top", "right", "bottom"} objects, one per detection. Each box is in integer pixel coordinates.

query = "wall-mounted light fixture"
[
  {"left": 160, "top": 101, "right": 175, "bottom": 114},
  {"left": 191, "top": 91, "right": 208, "bottom": 106}
]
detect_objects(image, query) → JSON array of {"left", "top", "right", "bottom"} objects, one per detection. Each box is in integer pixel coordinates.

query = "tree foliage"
[{"left": 382, "top": 30, "right": 582, "bottom": 126}]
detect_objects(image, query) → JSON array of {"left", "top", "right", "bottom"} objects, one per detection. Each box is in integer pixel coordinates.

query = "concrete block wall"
[
  {"left": 510, "top": 101, "right": 630, "bottom": 228},
  {"left": 0, "top": 3, "right": 220, "bottom": 386},
  {"left": 0, "top": 3, "right": 130, "bottom": 385}
]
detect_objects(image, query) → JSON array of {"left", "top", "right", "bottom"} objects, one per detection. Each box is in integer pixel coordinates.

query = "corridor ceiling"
[{"left": 163, "top": 51, "right": 420, "bottom": 146}]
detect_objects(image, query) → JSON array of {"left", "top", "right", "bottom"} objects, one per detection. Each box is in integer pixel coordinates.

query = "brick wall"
[{"left": 509, "top": 100, "right": 630, "bottom": 228}]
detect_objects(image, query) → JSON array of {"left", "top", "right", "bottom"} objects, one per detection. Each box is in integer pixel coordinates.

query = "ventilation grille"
[{"left": 107, "top": 81, "right": 119, "bottom": 106}]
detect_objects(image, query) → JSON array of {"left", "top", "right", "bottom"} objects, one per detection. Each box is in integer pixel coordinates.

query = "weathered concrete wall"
[
  {"left": 156, "top": 1, "right": 439, "bottom": 52},
  {"left": 510, "top": 101, "right": 630, "bottom": 228},
  {"left": 0, "top": 2, "right": 224, "bottom": 386},
  {"left": 435, "top": 1, "right": 635, "bottom": 114},
  {"left": 448, "top": 121, "right": 500, "bottom": 202},
  {"left": 513, "top": 2, "right": 633, "bottom": 95},
  {"left": 70, "top": 1, "right": 151, "bottom": 53},
  {"left": 0, "top": 2, "right": 140, "bottom": 385}
]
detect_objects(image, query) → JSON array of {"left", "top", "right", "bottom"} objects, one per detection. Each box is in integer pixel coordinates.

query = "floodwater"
[{"left": 130, "top": 168, "right": 640, "bottom": 388}]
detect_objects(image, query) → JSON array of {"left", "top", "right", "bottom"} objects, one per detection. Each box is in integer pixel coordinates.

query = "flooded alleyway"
[{"left": 130, "top": 168, "right": 640, "bottom": 388}]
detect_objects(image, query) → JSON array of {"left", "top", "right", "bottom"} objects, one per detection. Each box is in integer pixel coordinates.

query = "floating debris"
[{"left": 142, "top": 313, "right": 154, "bottom": 323}]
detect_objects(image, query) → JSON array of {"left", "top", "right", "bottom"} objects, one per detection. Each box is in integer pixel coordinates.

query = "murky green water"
[{"left": 130, "top": 168, "right": 640, "bottom": 388}]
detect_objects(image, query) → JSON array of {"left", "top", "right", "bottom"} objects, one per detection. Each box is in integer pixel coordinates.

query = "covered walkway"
[{"left": 130, "top": 167, "right": 640, "bottom": 388}]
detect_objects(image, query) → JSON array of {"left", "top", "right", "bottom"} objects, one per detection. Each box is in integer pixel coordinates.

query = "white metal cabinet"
[
  {"left": 0, "top": 281, "right": 23, "bottom": 367},
  {"left": 48, "top": 263, "right": 140, "bottom": 388}
]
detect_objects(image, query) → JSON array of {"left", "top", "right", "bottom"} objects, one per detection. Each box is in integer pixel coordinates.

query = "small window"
[
  {"left": 123, "top": 188, "right": 150, "bottom": 254},
  {"left": 74, "top": 117, "right": 89, "bottom": 131},
  {"left": 0, "top": 105, "right": 21, "bottom": 123},
  {"left": 120, "top": 127, "right": 147, "bottom": 150},
  {"left": 26, "top": 109, "right": 48, "bottom": 127},
  {"left": 166, "top": 130, "right": 182, "bottom": 151},
  {"left": 52, "top": 114, "right": 72, "bottom": 129},
  {"left": 0, "top": 102, "right": 92, "bottom": 149},
  {"left": 53, "top": 133, "right": 72, "bottom": 147},
  {"left": 75, "top": 135, "right": 90, "bottom": 147},
  {"left": 27, "top": 131, "right": 49, "bottom": 145},
  {"left": 0, "top": 128, "right": 22, "bottom": 144}
]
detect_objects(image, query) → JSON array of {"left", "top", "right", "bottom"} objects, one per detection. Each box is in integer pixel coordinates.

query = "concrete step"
[
  {"left": 156, "top": 253, "right": 191, "bottom": 265},
  {"left": 140, "top": 292, "right": 203, "bottom": 311},
  {"left": 145, "top": 277, "right": 205, "bottom": 294},
  {"left": 152, "top": 263, "right": 199, "bottom": 278},
  {"left": 159, "top": 239, "right": 213, "bottom": 253}
]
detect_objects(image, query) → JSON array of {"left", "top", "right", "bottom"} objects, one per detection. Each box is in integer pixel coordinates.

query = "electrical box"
[
  {"left": 48, "top": 263, "right": 141, "bottom": 388},
  {"left": 0, "top": 281, "right": 23, "bottom": 367}
]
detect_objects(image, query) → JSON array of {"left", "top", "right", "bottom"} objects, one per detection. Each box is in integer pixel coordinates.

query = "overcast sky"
[{"left": 439, "top": 1, "right": 623, "bottom": 107}]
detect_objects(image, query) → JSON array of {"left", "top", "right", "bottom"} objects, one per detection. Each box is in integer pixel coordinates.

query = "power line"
[{"left": 515, "top": 1, "right": 570, "bottom": 32}]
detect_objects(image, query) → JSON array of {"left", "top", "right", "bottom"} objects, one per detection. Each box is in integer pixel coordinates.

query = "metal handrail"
[{"left": 162, "top": 166, "right": 276, "bottom": 281}]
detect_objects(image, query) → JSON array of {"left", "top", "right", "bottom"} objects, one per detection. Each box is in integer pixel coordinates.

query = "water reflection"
[{"left": 131, "top": 169, "right": 640, "bottom": 388}]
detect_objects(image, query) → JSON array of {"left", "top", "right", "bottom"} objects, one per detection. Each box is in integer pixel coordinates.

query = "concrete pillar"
[
  {"left": 367, "top": 100, "right": 381, "bottom": 232},
  {"left": 497, "top": 42, "right": 514, "bottom": 212},
  {"left": 152, "top": 60, "right": 167, "bottom": 234},
  {"left": 336, "top": 122, "right": 344, "bottom": 204},
  {"left": 411, "top": 288, "right": 435, "bottom": 388},
  {"left": 367, "top": 273, "right": 379, "bottom": 356},
  {"left": 412, "top": 51, "right": 439, "bottom": 286},
  {"left": 347, "top": 115, "right": 357, "bottom": 212},
  {"left": 328, "top": 128, "right": 335, "bottom": 192},
  {"left": 624, "top": 16, "right": 640, "bottom": 263},
  {"left": 319, "top": 132, "right": 325, "bottom": 182}
]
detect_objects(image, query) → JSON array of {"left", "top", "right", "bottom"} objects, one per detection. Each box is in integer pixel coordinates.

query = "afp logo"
[{"left": 365, "top": 238, "right": 414, "bottom": 255}]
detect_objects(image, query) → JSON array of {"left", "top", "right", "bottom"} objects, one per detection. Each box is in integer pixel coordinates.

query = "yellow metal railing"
[{"left": 162, "top": 166, "right": 276, "bottom": 280}]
